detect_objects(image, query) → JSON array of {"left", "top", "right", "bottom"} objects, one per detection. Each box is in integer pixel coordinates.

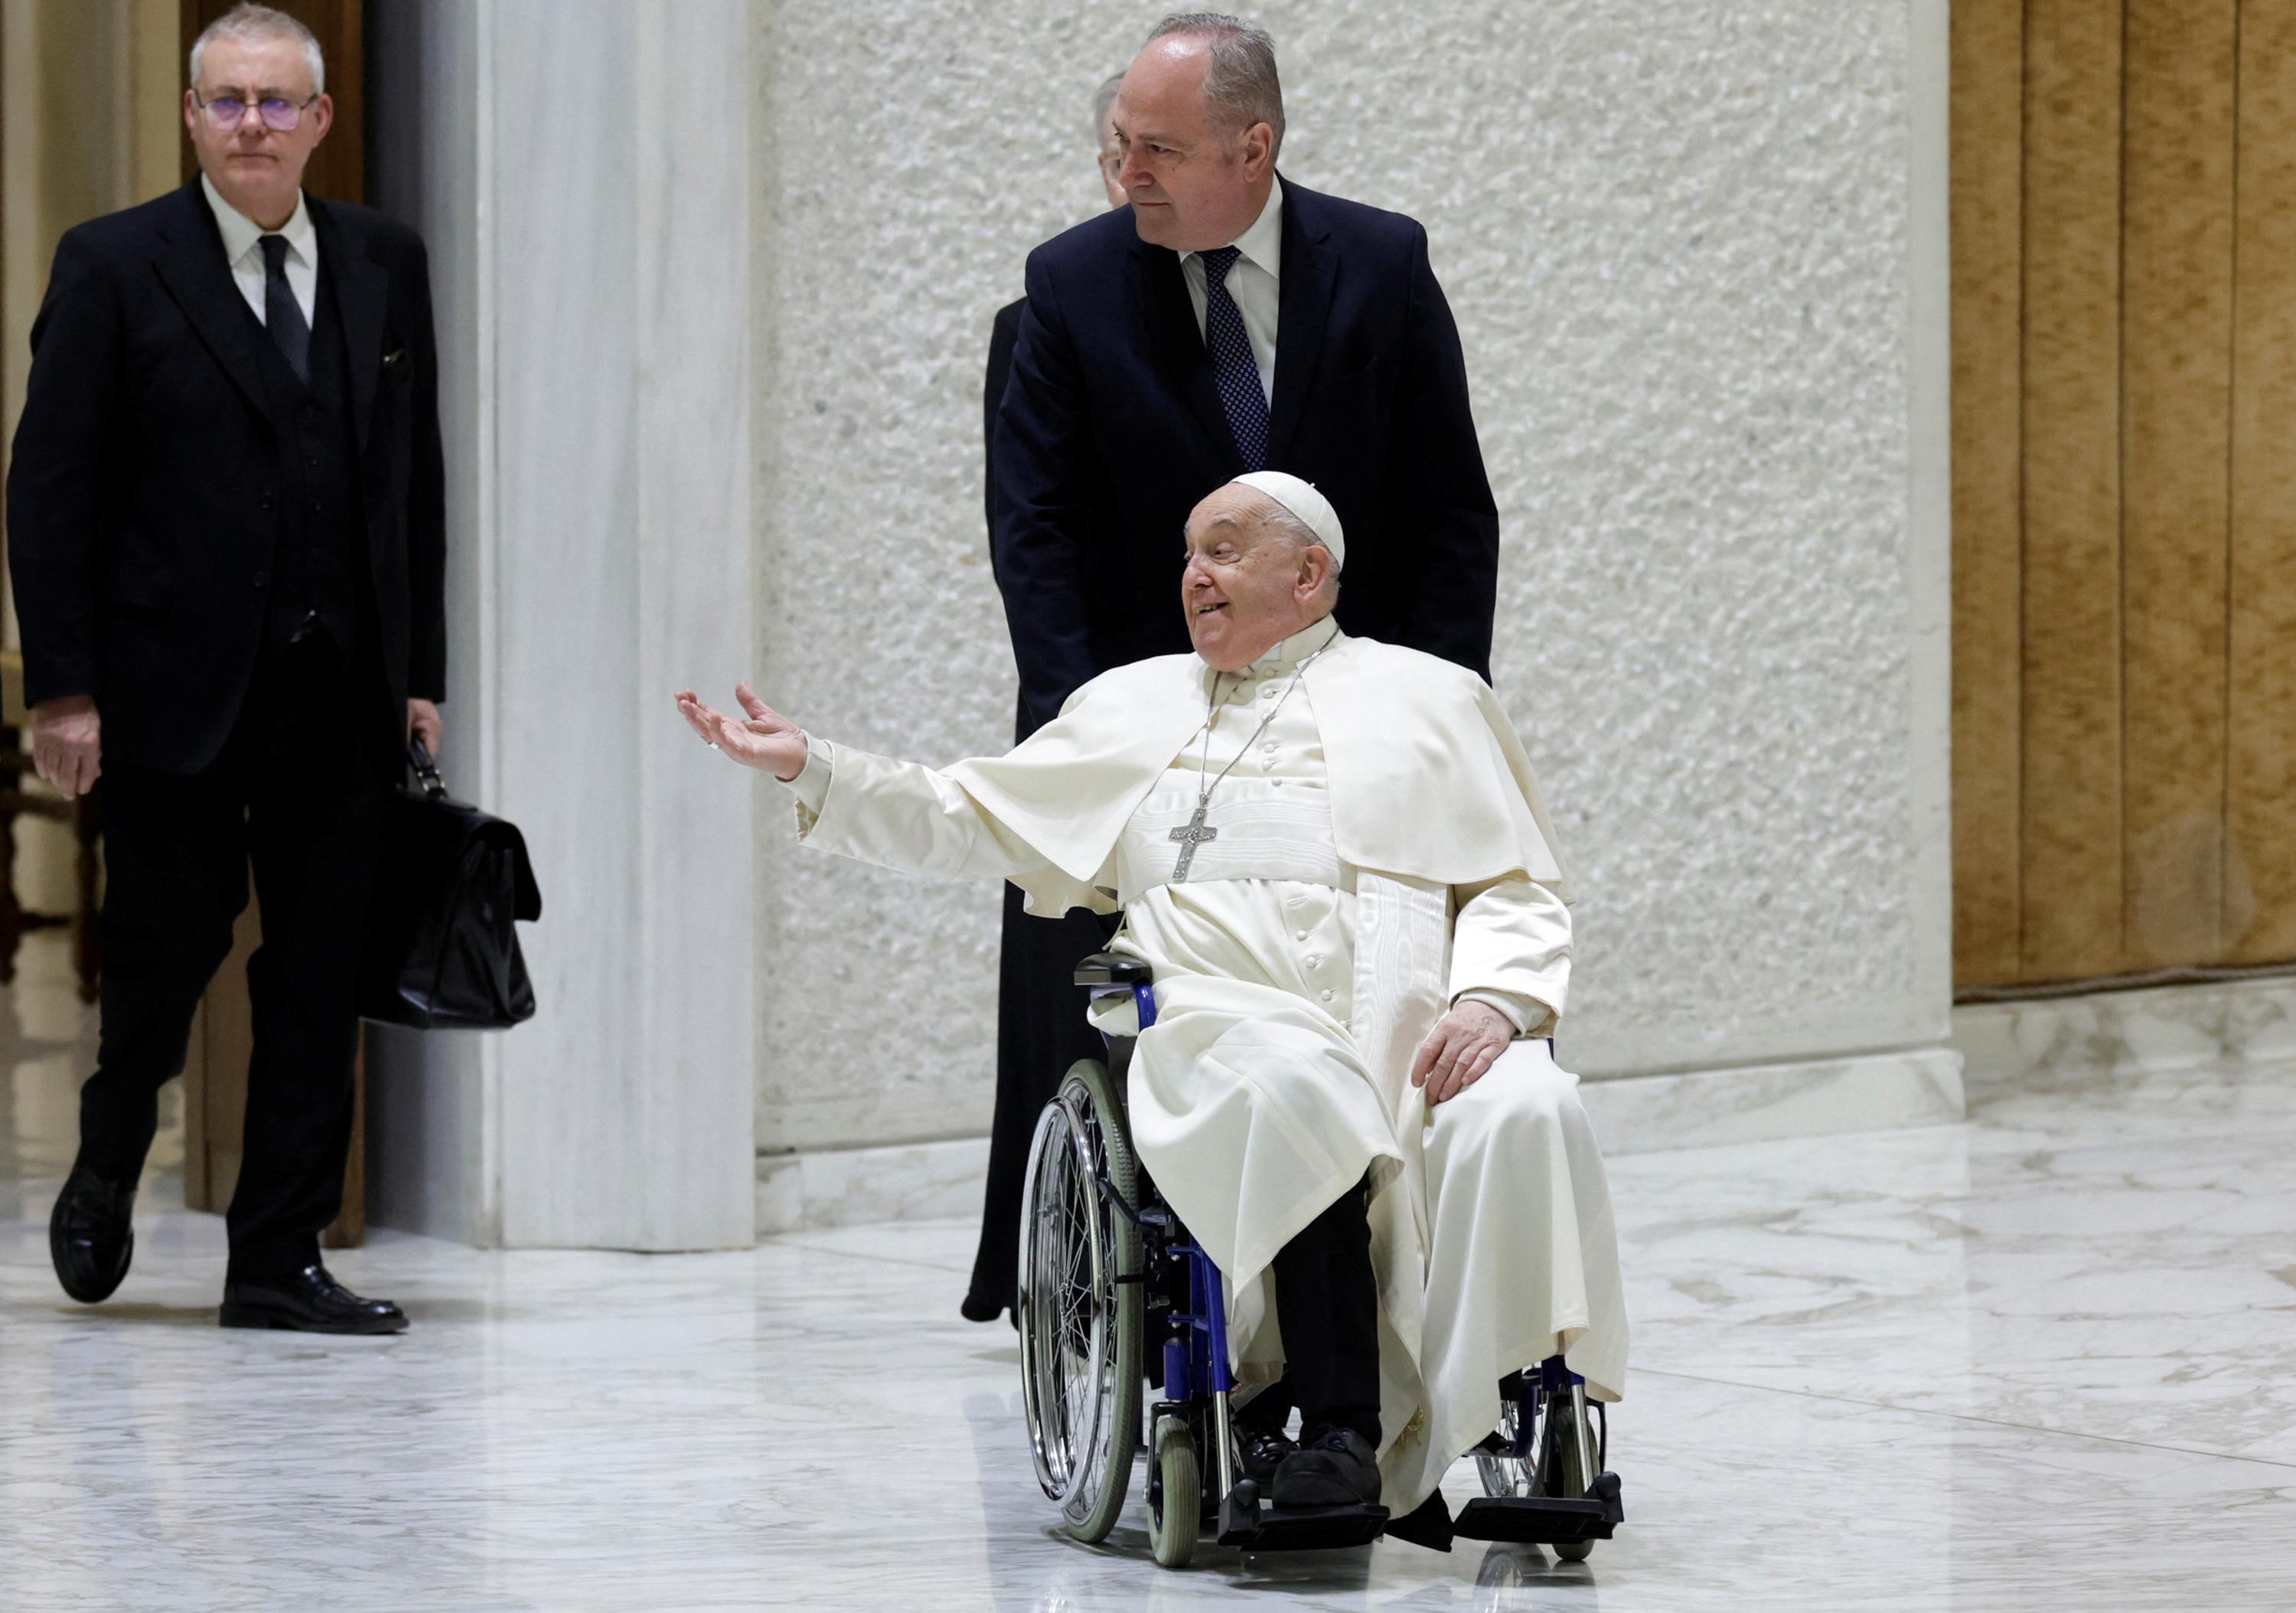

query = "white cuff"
[
  {"left": 1456, "top": 988, "right": 1548, "bottom": 1039},
  {"left": 783, "top": 733, "right": 833, "bottom": 812}
]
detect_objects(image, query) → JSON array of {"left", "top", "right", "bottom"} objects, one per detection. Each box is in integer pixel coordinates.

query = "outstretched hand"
[
  {"left": 673, "top": 683, "right": 809, "bottom": 781},
  {"left": 1409, "top": 998, "right": 1515, "bottom": 1106}
]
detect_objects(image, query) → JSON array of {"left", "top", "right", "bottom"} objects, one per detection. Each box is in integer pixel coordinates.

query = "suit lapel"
[
  {"left": 1267, "top": 182, "right": 1334, "bottom": 464},
  {"left": 312, "top": 199, "right": 387, "bottom": 450},
  {"left": 1130, "top": 237, "right": 1241, "bottom": 470},
  {"left": 149, "top": 181, "right": 273, "bottom": 426}
]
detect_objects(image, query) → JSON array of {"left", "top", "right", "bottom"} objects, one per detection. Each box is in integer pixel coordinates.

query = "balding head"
[{"left": 1111, "top": 14, "right": 1281, "bottom": 251}]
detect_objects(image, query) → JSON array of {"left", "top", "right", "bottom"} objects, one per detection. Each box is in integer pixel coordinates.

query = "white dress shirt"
[
  {"left": 1178, "top": 174, "right": 1283, "bottom": 406},
  {"left": 202, "top": 174, "right": 318, "bottom": 330}
]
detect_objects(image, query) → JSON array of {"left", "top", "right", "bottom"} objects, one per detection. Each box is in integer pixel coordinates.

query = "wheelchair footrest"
[
  {"left": 1453, "top": 1473, "right": 1624, "bottom": 1546},
  {"left": 1216, "top": 1479, "right": 1388, "bottom": 1551}
]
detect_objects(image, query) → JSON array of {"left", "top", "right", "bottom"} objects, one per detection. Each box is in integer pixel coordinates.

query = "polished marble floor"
[{"left": 2, "top": 934, "right": 2292, "bottom": 1611}]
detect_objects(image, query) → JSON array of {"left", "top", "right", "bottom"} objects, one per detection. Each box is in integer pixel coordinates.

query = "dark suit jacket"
[
  {"left": 990, "top": 175, "right": 1499, "bottom": 736},
  {"left": 984, "top": 296, "right": 1025, "bottom": 557},
  {"left": 5, "top": 178, "right": 446, "bottom": 775}
]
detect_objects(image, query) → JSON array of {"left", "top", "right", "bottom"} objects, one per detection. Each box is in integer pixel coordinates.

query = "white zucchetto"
[{"left": 1231, "top": 471, "right": 1345, "bottom": 572}]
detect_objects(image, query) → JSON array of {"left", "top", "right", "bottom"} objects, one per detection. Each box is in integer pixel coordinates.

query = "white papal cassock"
[{"left": 784, "top": 621, "right": 1626, "bottom": 1511}]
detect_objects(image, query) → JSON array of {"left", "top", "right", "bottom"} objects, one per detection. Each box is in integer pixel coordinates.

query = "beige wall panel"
[
  {"left": 2018, "top": 0, "right": 2125, "bottom": 981},
  {"left": 2118, "top": 0, "right": 2237, "bottom": 968},
  {"left": 1949, "top": 0, "right": 2025, "bottom": 987},
  {"left": 2226, "top": 0, "right": 2296, "bottom": 964}
]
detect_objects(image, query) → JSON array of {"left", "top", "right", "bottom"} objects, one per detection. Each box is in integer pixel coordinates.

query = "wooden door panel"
[
  {"left": 1953, "top": 0, "right": 2296, "bottom": 990},
  {"left": 1949, "top": 0, "right": 2025, "bottom": 985},
  {"left": 2118, "top": 0, "right": 2238, "bottom": 969},
  {"left": 2017, "top": 0, "right": 2126, "bottom": 983},
  {"left": 2227, "top": 2, "right": 2296, "bottom": 964}
]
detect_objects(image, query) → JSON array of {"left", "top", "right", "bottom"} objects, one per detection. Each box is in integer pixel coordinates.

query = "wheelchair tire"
[
  {"left": 1147, "top": 1415, "right": 1200, "bottom": 1569},
  {"left": 1017, "top": 1059, "right": 1143, "bottom": 1546}
]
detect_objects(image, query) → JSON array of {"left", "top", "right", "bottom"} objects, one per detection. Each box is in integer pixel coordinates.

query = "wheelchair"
[{"left": 1017, "top": 952, "right": 1624, "bottom": 1568}]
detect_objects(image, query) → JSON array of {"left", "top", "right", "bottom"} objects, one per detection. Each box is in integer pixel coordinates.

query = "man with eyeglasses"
[{"left": 6, "top": 2, "right": 445, "bottom": 1334}]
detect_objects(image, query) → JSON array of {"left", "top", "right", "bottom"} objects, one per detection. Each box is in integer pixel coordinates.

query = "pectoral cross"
[{"left": 1169, "top": 799, "right": 1219, "bottom": 881}]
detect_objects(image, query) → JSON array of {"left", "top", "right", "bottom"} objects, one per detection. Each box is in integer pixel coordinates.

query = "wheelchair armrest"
[{"left": 1073, "top": 951, "right": 1153, "bottom": 988}]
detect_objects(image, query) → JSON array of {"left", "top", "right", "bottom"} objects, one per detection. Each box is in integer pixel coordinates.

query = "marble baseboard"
[
  {"left": 1952, "top": 973, "right": 2296, "bottom": 1105},
  {"left": 757, "top": 1136, "right": 990, "bottom": 1236},
  {"left": 757, "top": 1045, "right": 1963, "bottom": 1233},
  {"left": 1577, "top": 1043, "right": 1964, "bottom": 1156}
]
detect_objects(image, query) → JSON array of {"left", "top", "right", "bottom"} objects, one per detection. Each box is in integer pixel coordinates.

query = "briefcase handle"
[{"left": 406, "top": 739, "right": 448, "bottom": 802}]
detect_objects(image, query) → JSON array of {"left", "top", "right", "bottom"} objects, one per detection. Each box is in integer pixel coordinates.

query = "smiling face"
[
  {"left": 1110, "top": 37, "right": 1274, "bottom": 252},
  {"left": 1180, "top": 485, "right": 1337, "bottom": 671},
  {"left": 184, "top": 33, "right": 331, "bottom": 230}
]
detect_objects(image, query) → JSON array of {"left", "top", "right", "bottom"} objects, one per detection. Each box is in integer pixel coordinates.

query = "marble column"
[{"left": 365, "top": 0, "right": 757, "bottom": 1249}]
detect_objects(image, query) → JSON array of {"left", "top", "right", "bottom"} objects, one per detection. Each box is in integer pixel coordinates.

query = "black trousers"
[
  {"left": 78, "top": 635, "right": 391, "bottom": 1282},
  {"left": 964, "top": 883, "right": 1120, "bottom": 1320},
  {"left": 1241, "top": 1175, "right": 1382, "bottom": 1447}
]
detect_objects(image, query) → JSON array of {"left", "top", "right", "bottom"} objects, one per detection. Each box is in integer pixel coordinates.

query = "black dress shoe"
[
  {"left": 50, "top": 1160, "right": 136, "bottom": 1304},
  {"left": 1241, "top": 1425, "right": 1299, "bottom": 1484},
  {"left": 219, "top": 1265, "right": 408, "bottom": 1335},
  {"left": 1271, "top": 1428, "right": 1382, "bottom": 1507}
]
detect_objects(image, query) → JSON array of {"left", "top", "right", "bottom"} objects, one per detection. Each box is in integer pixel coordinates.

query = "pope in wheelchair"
[{"left": 679, "top": 472, "right": 1629, "bottom": 1565}]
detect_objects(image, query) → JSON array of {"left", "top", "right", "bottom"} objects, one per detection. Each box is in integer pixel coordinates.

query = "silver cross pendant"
[{"left": 1169, "top": 800, "right": 1218, "bottom": 882}]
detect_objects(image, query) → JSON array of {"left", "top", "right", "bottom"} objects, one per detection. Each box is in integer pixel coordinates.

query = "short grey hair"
[
  {"left": 1254, "top": 501, "right": 1341, "bottom": 593},
  {"left": 1143, "top": 12, "right": 1284, "bottom": 158},
  {"left": 190, "top": 3, "right": 325, "bottom": 96},
  {"left": 1091, "top": 72, "right": 1126, "bottom": 145}
]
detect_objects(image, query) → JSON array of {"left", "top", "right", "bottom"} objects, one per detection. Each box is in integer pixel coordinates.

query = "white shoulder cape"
[{"left": 915, "top": 632, "right": 1570, "bottom": 915}]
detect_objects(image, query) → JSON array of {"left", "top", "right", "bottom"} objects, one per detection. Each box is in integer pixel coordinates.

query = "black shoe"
[
  {"left": 219, "top": 1265, "right": 408, "bottom": 1335},
  {"left": 1241, "top": 1425, "right": 1299, "bottom": 1484},
  {"left": 1270, "top": 1427, "right": 1381, "bottom": 1508},
  {"left": 50, "top": 1160, "right": 137, "bottom": 1304}
]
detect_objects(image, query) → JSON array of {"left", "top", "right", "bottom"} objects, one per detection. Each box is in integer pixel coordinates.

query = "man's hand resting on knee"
[{"left": 1410, "top": 999, "right": 1515, "bottom": 1106}]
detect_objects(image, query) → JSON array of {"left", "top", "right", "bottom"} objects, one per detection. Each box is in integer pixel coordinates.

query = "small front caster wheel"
[
  {"left": 1554, "top": 1537, "right": 1594, "bottom": 1562},
  {"left": 1148, "top": 1415, "right": 1201, "bottom": 1569}
]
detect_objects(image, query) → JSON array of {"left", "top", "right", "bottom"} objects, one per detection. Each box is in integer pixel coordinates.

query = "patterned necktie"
[
  {"left": 259, "top": 234, "right": 310, "bottom": 384},
  {"left": 1200, "top": 245, "right": 1269, "bottom": 470}
]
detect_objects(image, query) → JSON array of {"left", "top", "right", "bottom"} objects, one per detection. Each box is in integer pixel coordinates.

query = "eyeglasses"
[{"left": 194, "top": 90, "right": 319, "bottom": 132}]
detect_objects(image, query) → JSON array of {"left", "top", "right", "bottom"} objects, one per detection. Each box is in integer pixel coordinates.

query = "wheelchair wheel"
[
  {"left": 1017, "top": 1059, "right": 1143, "bottom": 1544},
  {"left": 1478, "top": 1379, "right": 1603, "bottom": 1561},
  {"left": 1146, "top": 1415, "right": 1200, "bottom": 1569}
]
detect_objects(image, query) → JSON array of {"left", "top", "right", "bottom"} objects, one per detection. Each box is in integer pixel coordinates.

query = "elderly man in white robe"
[{"left": 677, "top": 472, "right": 1627, "bottom": 1537}]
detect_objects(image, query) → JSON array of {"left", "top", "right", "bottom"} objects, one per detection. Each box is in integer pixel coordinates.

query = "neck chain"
[{"left": 1168, "top": 626, "right": 1337, "bottom": 881}]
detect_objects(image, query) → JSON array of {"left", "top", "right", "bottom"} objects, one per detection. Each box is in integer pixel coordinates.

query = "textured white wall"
[{"left": 752, "top": 0, "right": 1949, "bottom": 1153}]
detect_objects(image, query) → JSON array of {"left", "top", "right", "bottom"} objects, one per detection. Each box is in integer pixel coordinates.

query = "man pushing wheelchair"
[{"left": 679, "top": 472, "right": 1628, "bottom": 1559}]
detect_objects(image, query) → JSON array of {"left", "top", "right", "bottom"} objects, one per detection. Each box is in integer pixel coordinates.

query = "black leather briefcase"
[{"left": 358, "top": 741, "right": 542, "bottom": 1030}]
